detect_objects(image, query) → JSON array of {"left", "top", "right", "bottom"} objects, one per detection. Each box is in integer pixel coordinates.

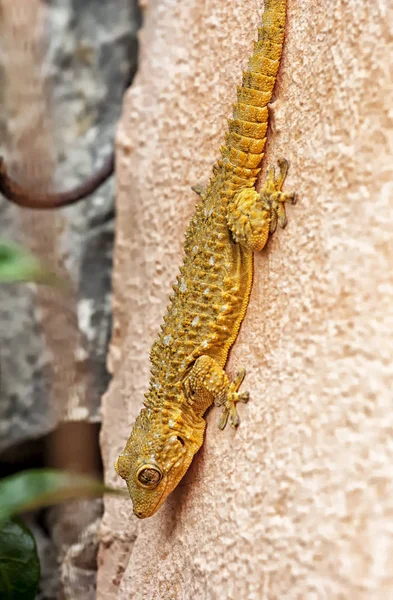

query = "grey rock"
[
  {"left": 0, "top": 0, "right": 139, "bottom": 453},
  {"left": 0, "top": 1, "right": 139, "bottom": 595}
]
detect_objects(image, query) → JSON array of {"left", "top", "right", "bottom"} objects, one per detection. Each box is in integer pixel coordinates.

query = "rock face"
[
  {"left": 0, "top": 0, "right": 138, "bottom": 451},
  {"left": 98, "top": 0, "right": 393, "bottom": 598}
]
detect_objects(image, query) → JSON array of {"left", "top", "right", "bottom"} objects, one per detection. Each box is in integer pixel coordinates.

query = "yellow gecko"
[{"left": 115, "top": 0, "right": 295, "bottom": 518}]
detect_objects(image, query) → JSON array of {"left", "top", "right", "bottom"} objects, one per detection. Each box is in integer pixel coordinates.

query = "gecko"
[{"left": 115, "top": 0, "right": 295, "bottom": 518}]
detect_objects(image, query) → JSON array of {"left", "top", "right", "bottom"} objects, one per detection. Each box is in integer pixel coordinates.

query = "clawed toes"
[
  {"left": 232, "top": 368, "right": 246, "bottom": 389},
  {"left": 277, "top": 157, "right": 289, "bottom": 172},
  {"left": 217, "top": 368, "right": 249, "bottom": 430},
  {"left": 230, "top": 414, "right": 240, "bottom": 428},
  {"left": 218, "top": 409, "right": 229, "bottom": 430},
  {"left": 238, "top": 391, "right": 250, "bottom": 404}
]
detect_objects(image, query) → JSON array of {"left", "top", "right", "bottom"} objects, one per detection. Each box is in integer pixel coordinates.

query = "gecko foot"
[
  {"left": 216, "top": 369, "right": 250, "bottom": 430},
  {"left": 227, "top": 158, "right": 296, "bottom": 252},
  {"left": 261, "top": 158, "right": 296, "bottom": 234}
]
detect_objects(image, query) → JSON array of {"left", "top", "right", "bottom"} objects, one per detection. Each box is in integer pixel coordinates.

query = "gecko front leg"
[
  {"left": 183, "top": 355, "right": 249, "bottom": 430},
  {"left": 227, "top": 159, "right": 296, "bottom": 252}
]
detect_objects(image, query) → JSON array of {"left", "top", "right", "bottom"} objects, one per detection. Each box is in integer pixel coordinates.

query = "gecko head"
[{"left": 115, "top": 408, "right": 204, "bottom": 518}]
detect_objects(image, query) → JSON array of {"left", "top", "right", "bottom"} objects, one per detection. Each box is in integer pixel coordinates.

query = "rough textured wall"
[{"left": 99, "top": 1, "right": 393, "bottom": 598}]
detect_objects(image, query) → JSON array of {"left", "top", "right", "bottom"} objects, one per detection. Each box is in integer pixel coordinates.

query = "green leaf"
[
  {"left": 0, "top": 241, "right": 56, "bottom": 284},
  {"left": 0, "top": 469, "right": 126, "bottom": 523},
  {"left": 0, "top": 517, "right": 40, "bottom": 600}
]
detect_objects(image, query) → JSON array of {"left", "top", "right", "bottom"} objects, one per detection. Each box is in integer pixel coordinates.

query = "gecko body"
[{"left": 115, "top": 0, "right": 295, "bottom": 518}]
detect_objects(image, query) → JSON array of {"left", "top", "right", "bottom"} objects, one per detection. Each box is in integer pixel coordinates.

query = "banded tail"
[{"left": 221, "top": 0, "right": 287, "bottom": 185}]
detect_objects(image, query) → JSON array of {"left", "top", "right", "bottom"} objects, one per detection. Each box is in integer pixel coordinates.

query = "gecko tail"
[{"left": 220, "top": 0, "right": 287, "bottom": 183}]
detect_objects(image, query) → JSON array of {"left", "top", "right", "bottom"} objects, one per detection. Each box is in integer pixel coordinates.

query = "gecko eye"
[{"left": 136, "top": 464, "right": 162, "bottom": 489}]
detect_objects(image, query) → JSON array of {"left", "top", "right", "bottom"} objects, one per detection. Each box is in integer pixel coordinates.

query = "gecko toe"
[
  {"left": 238, "top": 391, "right": 250, "bottom": 404},
  {"left": 218, "top": 408, "right": 230, "bottom": 430}
]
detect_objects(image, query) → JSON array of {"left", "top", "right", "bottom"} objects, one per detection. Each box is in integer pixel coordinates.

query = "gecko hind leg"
[
  {"left": 227, "top": 158, "right": 296, "bottom": 252},
  {"left": 183, "top": 355, "right": 249, "bottom": 430}
]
